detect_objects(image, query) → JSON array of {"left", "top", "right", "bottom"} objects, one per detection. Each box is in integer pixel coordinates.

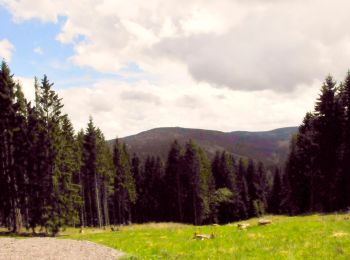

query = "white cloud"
[
  {"left": 33, "top": 47, "right": 43, "bottom": 55},
  {"left": 15, "top": 76, "right": 35, "bottom": 102},
  {"left": 1, "top": 0, "right": 348, "bottom": 136},
  {"left": 0, "top": 39, "right": 14, "bottom": 61},
  {"left": 2, "top": 0, "right": 350, "bottom": 91},
  {"left": 58, "top": 78, "right": 320, "bottom": 139}
]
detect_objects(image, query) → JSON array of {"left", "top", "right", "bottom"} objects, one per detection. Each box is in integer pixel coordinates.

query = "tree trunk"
[{"left": 94, "top": 173, "right": 102, "bottom": 228}]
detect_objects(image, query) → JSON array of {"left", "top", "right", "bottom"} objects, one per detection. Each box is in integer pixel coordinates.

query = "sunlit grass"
[{"left": 64, "top": 214, "right": 350, "bottom": 259}]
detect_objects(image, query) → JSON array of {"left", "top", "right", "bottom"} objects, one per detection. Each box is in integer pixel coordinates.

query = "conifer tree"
[
  {"left": 164, "top": 140, "right": 184, "bottom": 222},
  {"left": 338, "top": 71, "right": 350, "bottom": 208},
  {"left": 268, "top": 168, "right": 282, "bottom": 214},
  {"left": 35, "top": 75, "right": 79, "bottom": 235},
  {"left": 130, "top": 153, "right": 142, "bottom": 222},
  {"left": 112, "top": 139, "right": 136, "bottom": 224},
  {"left": 313, "top": 76, "right": 342, "bottom": 212},
  {"left": 0, "top": 61, "right": 23, "bottom": 233},
  {"left": 236, "top": 158, "right": 249, "bottom": 219},
  {"left": 95, "top": 128, "right": 113, "bottom": 226},
  {"left": 81, "top": 118, "right": 100, "bottom": 227},
  {"left": 74, "top": 129, "right": 85, "bottom": 226},
  {"left": 246, "top": 159, "right": 257, "bottom": 217},
  {"left": 183, "top": 140, "right": 211, "bottom": 225}
]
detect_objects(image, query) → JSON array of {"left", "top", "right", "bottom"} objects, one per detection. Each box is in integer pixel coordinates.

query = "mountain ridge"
[{"left": 110, "top": 126, "right": 298, "bottom": 165}]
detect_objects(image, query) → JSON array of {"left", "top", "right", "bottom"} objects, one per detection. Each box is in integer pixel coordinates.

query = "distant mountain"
[{"left": 109, "top": 127, "right": 298, "bottom": 165}]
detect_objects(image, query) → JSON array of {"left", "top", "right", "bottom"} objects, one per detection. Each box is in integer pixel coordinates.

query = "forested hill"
[{"left": 110, "top": 126, "right": 297, "bottom": 165}]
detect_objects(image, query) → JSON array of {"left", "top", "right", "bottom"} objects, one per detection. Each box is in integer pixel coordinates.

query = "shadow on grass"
[{"left": 0, "top": 230, "right": 51, "bottom": 237}]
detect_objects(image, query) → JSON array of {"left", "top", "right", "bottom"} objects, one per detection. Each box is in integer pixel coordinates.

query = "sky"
[{"left": 1, "top": 0, "right": 350, "bottom": 139}]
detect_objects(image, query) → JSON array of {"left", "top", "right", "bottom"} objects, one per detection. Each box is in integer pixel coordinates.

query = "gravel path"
[{"left": 0, "top": 238, "right": 125, "bottom": 260}]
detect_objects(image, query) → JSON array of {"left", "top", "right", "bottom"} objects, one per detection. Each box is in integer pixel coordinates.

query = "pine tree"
[
  {"left": 25, "top": 101, "right": 45, "bottom": 231},
  {"left": 236, "top": 158, "right": 249, "bottom": 219},
  {"left": 313, "top": 76, "right": 342, "bottom": 212},
  {"left": 338, "top": 71, "right": 350, "bottom": 209},
  {"left": 0, "top": 61, "right": 23, "bottom": 233},
  {"left": 246, "top": 159, "right": 257, "bottom": 217},
  {"left": 254, "top": 162, "right": 268, "bottom": 216},
  {"left": 57, "top": 115, "right": 81, "bottom": 227},
  {"left": 163, "top": 140, "right": 184, "bottom": 222},
  {"left": 183, "top": 140, "right": 212, "bottom": 225},
  {"left": 130, "top": 153, "right": 142, "bottom": 223},
  {"left": 74, "top": 129, "right": 86, "bottom": 227},
  {"left": 12, "top": 83, "right": 29, "bottom": 228},
  {"left": 268, "top": 168, "right": 282, "bottom": 214},
  {"left": 112, "top": 139, "right": 136, "bottom": 224},
  {"left": 81, "top": 118, "right": 100, "bottom": 227},
  {"left": 96, "top": 129, "right": 113, "bottom": 227},
  {"left": 35, "top": 75, "right": 79, "bottom": 235}
]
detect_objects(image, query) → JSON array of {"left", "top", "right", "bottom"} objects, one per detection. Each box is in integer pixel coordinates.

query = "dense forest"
[
  {"left": 0, "top": 61, "right": 349, "bottom": 236},
  {"left": 285, "top": 73, "right": 350, "bottom": 214}
]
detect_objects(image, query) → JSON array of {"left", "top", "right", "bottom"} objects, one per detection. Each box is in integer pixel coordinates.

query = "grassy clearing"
[{"left": 63, "top": 214, "right": 350, "bottom": 259}]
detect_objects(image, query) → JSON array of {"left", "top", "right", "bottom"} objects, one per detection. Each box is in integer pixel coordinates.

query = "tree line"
[
  {"left": 0, "top": 62, "right": 279, "bottom": 235},
  {"left": 284, "top": 72, "right": 350, "bottom": 214}
]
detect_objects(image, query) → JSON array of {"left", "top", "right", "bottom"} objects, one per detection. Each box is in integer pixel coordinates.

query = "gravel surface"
[{"left": 0, "top": 238, "right": 125, "bottom": 260}]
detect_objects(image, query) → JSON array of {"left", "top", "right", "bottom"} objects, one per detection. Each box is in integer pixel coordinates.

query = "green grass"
[{"left": 62, "top": 214, "right": 350, "bottom": 259}]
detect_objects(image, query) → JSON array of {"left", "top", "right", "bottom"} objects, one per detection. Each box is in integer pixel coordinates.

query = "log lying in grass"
[
  {"left": 193, "top": 232, "right": 215, "bottom": 240},
  {"left": 110, "top": 226, "right": 120, "bottom": 232},
  {"left": 237, "top": 223, "right": 250, "bottom": 230},
  {"left": 258, "top": 219, "right": 272, "bottom": 225}
]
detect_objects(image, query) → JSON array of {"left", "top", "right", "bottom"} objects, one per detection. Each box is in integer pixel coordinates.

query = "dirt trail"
[{"left": 0, "top": 237, "right": 124, "bottom": 260}]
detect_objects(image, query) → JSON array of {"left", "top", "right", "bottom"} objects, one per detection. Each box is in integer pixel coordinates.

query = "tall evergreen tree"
[
  {"left": 183, "top": 140, "right": 211, "bottom": 225},
  {"left": 313, "top": 76, "right": 342, "bottom": 212},
  {"left": 246, "top": 159, "right": 257, "bottom": 217},
  {"left": 35, "top": 75, "right": 79, "bottom": 235},
  {"left": 163, "top": 140, "right": 185, "bottom": 222},
  {"left": 81, "top": 118, "right": 102, "bottom": 227},
  {"left": 112, "top": 140, "right": 136, "bottom": 224},
  {"left": 268, "top": 168, "right": 283, "bottom": 214},
  {"left": 338, "top": 71, "right": 350, "bottom": 209},
  {"left": 0, "top": 61, "right": 23, "bottom": 232}
]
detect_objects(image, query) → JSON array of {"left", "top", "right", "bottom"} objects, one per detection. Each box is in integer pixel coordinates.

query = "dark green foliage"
[
  {"left": 81, "top": 119, "right": 101, "bottom": 227},
  {"left": 35, "top": 75, "right": 80, "bottom": 235},
  {"left": 182, "top": 140, "right": 213, "bottom": 225},
  {"left": 268, "top": 168, "right": 283, "bottom": 214},
  {"left": 285, "top": 72, "right": 350, "bottom": 214},
  {"left": 0, "top": 61, "right": 23, "bottom": 232},
  {"left": 0, "top": 63, "right": 82, "bottom": 235},
  {"left": 6, "top": 61, "right": 340, "bottom": 232},
  {"left": 163, "top": 140, "right": 185, "bottom": 222},
  {"left": 111, "top": 139, "right": 136, "bottom": 224},
  {"left": 339, "top": 72, "right": 350, "bottom": 208},
  {"left": 136, "top": 156, "right": 165, "bottom": 222}
]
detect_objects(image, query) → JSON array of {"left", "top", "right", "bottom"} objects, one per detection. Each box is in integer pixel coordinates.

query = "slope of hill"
[{"left": 110, "top": 126, "right": 297, "bottom": 165}]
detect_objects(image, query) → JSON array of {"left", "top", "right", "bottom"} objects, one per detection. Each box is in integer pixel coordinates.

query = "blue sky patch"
[{"left": 0, "top": 6, "right": 144, "bottom": 90}]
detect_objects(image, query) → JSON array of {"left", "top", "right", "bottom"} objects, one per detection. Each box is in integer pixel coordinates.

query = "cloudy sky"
[{"left": 1, "top": 0, "right": 350, "bottom": 139}]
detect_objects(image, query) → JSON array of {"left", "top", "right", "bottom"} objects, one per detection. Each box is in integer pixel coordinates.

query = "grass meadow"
[{"left": 61, "top": 214, "right": 350, "bottom": 259}]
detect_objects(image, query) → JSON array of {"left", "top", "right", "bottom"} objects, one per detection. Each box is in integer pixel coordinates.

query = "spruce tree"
[
  {"left": 163, "top": 140, "right": 184, "bottom": 222},
  {"left": 183, "top": 140, "right": 211, "bottom": 225},
  {"left": 35, "top": 75, "right": 79, "bottom": 235},
  {"left": 0, "top": 61, "right": 23, "bottom": 233},
  {"left": 81, "top": 118, "right": 100, "bottom": 227},
  {"left": 268, "top": 168, "right": 282, "bottom": 214},
  {"left": 313, "top": 76, "right": 342, "bottom": 212},
  {"left": 246, "top": 159, "right": 257, "bottom": 217},
  {"left": 112, "top": 139, "right": 136, "bottom": 224},
  {"left": 338, "top": 71, "right": 350, "bottom": 208}
]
